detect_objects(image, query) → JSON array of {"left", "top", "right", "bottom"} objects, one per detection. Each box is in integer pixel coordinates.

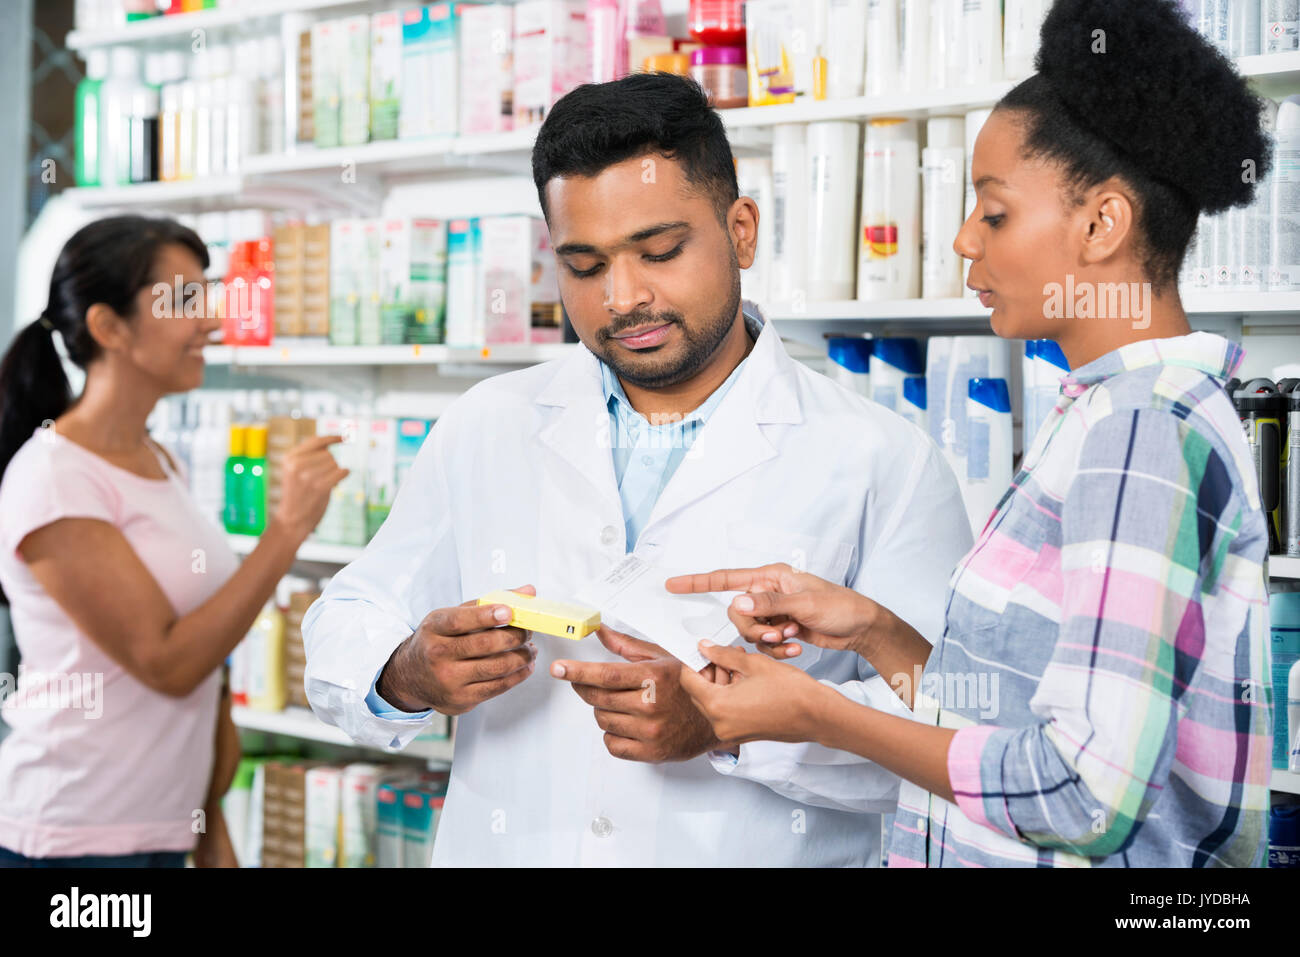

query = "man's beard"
[{"left": 597, "top": 264, "right": 743, "bottom": 391}]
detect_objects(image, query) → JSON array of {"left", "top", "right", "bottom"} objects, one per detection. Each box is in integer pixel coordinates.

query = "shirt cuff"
[
  {"left": 363, "top": 668, "right": 434, "bottom": 721},
  {"left": 707, "top": 747, "right": 741, "bottom": 771},
  {"left": 948, "top": 724, "right": 1017, "bottom": 837}
]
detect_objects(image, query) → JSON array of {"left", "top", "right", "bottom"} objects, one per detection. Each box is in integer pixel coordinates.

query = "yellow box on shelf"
[{"left": 476, "top": 590, "right": 600, "bottom": 640}]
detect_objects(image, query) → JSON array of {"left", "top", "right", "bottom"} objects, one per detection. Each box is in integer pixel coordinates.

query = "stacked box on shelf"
[
  {"left": 339, "top": 15, "right": 372, "bottom": 147},
  {"left": 273, "top": 222, "right": 306, "bottom": 337},
  {"left": 359, "top": 220, "right": 384, "bottom": 345},
  {"left": 262, "top": 760, "right": 316, "bottom": 869},
  {"left": 284, "top": 586, "right": 321, "bottom": 709},
  {"left": 295, "top": 26, "right": 314, "bottom": 144},
  {"left": 370, "top": 10, "right": 403, "bottom": 141},
  {"left": 480, "top": 215, "right": 562, "bottom": 344},
  {"left": 365, "top": 417, "right": 397, "bottom": 540},
  {"left": 459, "top": 3, "right": 515, "bottom": 136},
  {"left": 305, "top": 766, "right": 343, "bottom": 867},
  {"left": 316, "top": 416, "right": 368, "bottom": 546},
  {"left": 267, "top": 412, "right": 316, "bottom": 516},
  {"left": 311, "top": 20, "right": 343, "bottom": 148},
  {"left": 303, "top": 223, "right": 331, "bottom": 339},
  {"left": 513, "top": 0, "right": 590, "bottom": 128},
  {"left": 445, "top": 217, "right": 483, "bottom": 346},
  {"left": 380, "top": 218, "right": 448, "bottom": 345},
  {"left": 400, "top": 3, "right": 460, "bottom": 140},
  {"left": 329, "top": 220, "right": 360, "bottom": 346}
]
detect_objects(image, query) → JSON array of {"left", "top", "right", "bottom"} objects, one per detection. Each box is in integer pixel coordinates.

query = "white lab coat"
[{"left": 302, "top": 307, "right": 972, "bottom": 866}]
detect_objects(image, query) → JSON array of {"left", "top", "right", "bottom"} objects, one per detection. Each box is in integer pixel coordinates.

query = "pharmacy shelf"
[
  {"left": 1274, "top": 768, "right": 1300, "bottom": 795},
  {"left": 203, "top": 341, "right": 577, "bottom": 366},
  {"left": 64, "top": 176, "right": 246, "bottom": 210},
  {"left": 227, "top": 533, "right": 363, "bottom": 565},
  {"left": 721, "top": 82, "right": 1018, "bottom": 129},
  {"left": 1269, "top": 556, "right": 1300, "bottom": 579},
  {"left": 62, "top": 174, "right": 374, "bottom": 212},
  {"left": 764, "top": 291, "right": 1300, "bottom": 324},
  {"left": 67, "top": 0, "right": 371, "bottom": 51},
  {"left": 232, "top": 704, "right": 453, "bottom": 763}
]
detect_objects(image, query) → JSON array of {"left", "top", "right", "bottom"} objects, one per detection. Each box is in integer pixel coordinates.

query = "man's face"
[{"left": 544, "top": 153, "right": 749, "bottom": 390}]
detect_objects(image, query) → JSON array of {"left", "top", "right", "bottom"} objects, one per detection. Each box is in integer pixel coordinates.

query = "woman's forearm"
[
  {"left": 149, "top": 518, "right": 301, "bottom": 697},
  {"left": 810, "top": 682, "right": 957, "bottom": 802},
  {"left": 856, "top": 600, "right": 935, "bottom": 710},
  {"left": 204, "top": 688, "right": 241, "bottom": 808}
]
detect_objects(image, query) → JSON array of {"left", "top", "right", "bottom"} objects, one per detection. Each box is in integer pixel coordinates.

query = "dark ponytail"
[{"left": 0, "top": 213, "right": 209, "bottom": 510}]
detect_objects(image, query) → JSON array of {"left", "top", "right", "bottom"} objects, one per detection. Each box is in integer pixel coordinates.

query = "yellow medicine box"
[{"left": 476, "top": 590, "right": 601, "bottom": 640}]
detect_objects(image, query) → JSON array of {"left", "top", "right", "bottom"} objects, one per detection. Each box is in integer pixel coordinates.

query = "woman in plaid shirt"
[{"left": 671, "top": 0, "right": 1273, "bottom": 867}]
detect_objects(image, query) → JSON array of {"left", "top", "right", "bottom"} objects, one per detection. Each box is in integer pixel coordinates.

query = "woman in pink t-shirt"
[{"left": 0, "top": 216, "right": 347, "bottom": 867}]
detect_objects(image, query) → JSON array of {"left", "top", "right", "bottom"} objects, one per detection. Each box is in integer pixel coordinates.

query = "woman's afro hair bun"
[{"left": 1033, "top": 0, "right": 1270, "bottom": 214}]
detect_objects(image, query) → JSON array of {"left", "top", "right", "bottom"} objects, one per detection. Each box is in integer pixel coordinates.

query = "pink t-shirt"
[{"left": 0, "top": 427, "right": 238, "bottom": 858}]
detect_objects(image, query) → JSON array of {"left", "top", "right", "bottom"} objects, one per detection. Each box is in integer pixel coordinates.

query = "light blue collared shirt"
[{"left": 365, "top": 308, "right": 762, "bottom": 718}]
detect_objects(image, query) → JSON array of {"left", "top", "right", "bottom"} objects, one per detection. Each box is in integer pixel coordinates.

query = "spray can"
[{"left": 1235, "top": 379, "right": 1284, "bottom": 554}]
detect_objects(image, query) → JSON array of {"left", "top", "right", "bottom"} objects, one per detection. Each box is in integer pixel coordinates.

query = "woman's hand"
[
  {"left": 192, "top": 805, "right": 239, "bottom": 868},
  {"left": 272, "top": 434, "right": 351, "bottom": 543},
  {"left": 678, "top": 640, "right": 833, "bottom": 745},
  {"left": 665, "top": 563, "right": 880, "bottom": 661}
]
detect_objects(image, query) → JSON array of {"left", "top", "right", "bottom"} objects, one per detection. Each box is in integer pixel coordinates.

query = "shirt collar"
[
  {"left": 600, "top": 306, "right": 764, "bottom": 425},
  {"left": 1058, "top": 331, "right": 1245, "bottom": 399}
]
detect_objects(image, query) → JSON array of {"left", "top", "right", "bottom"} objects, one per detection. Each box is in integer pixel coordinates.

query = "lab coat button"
[
  {"left": 640, "top": 455, "right": 654, "bottom": 467},
  {"left": 591, "top": 816, "right": 613, "bottom": 838},
  {"left": 599, "top": 525, "right": 619, "bottom": 546}
]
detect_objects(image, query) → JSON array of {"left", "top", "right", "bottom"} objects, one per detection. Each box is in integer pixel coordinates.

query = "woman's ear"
[
  {"left": 83, "top": 302, "right": 129, "bottom": 354},
  {"left": 1080, "top": 189, "right": 1134, "bottom": 266}
]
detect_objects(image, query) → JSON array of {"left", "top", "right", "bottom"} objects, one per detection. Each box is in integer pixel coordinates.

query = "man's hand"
[
  {"left": 550, "top": 626, "right": 736, "bottom": 763},
  {"left": 376, "top": 586, "right": 538, "bottom": 716}
]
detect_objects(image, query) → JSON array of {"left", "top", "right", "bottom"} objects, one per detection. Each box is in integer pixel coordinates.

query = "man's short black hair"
[{"left": 531, "top": 73, "right": 740, "bottom": 225}]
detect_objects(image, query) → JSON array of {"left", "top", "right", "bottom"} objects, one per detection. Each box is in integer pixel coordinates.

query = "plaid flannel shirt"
[{"left": 888, "top": 332, "right": 1272, "bottom": 868}]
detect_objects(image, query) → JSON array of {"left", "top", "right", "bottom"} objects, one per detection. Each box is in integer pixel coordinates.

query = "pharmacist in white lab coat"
[{"left": 303, "top": 74, "right": 972, "bottom": 867}]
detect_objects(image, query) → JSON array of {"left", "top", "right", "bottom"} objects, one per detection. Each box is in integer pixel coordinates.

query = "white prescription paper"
[{"left": 574, "top": 555, "right": 741, "bottom": 672}]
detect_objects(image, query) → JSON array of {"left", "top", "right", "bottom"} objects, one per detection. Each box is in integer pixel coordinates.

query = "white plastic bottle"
[
  {"left": 901, "top": 377, "right": 928, "bottom": 432},
  {"left": 899, "top": 0, "right": 930, "bottom": 94},
  {"left": 826, "top": 0, "right": 867, "bottom": 99},
  {"left": 772, "top": 124, "right": 809, "bottom": 306},
  {"left": 1003, "top": 0, "right": 1049, "bottom": 82},
  {"left": 1228, "top": 0, "right": 1261, "bottom": 57},
  {"left": 922, "top": 116, "right": 966, "bottom": 299},
  {"left": 100, "top": 46, "right": 141, "bottom": 187},
  {"left": 806, "top": 121, "right": 862, "bottom": 301},
  {"left": 1289, "top": 658, "right": 1300, "bottom": 771},
  {"left": 964, "top": 377, "right": 1013, "bottom": 538},
  {"left": 1211, "top": 211, "right": 1236, "bottom": 290},
  {"left": 1242, "top": 99, "right": 1279, "bottom": 290},
  {"left": 827, "top": 337, "right": 874, "bottom": 398},
  {"left": 928, "top": 0, "right": 962, "bottom": 90},
  {"left": 1271, "top": 96, "right": 1300, "bottom": 291},
  {"left": 735, "top": 156, "right": 775, "bottom": 306},
  {"left": 1021, "top": 339, "right": 1037, "bottom": 450},
  {"left": 1029, "top": 338, "right": 1069, "bottom": 447},
  {"left": 958, "top": 0, "right": 1003, "bottom": 86},
  {"left": 865, "top": 0, "right": 900, "bottom": 98},
  {"left": 869, "top": 338, "right": 924, "bottom": 413},
  {"left": 858, "top": 118, "right": 920, "bottom": 301}
]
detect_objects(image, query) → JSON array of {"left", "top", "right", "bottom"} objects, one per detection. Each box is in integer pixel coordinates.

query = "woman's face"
[
  {"left": 123, "top": 243, "right": 221, "bottom": 394},
  {"left": 955, "top": 109, "right": 1102, "bottom": 342}
]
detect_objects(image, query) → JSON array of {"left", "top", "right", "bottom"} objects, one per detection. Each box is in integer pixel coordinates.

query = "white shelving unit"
[
  {"left": 63, "top": 8, "right": 1300, "bottom": 799},
  {"left": 205, "top": 341, "right": 576, "bottom": 367},
  {"left": 1274, "top": 769, "right": 1300, "bottom": 796},
  {"left": 227, "top": 533, "right": 362, "bottom": 564},
  {"left": 231, "top": 705, "right": 453, "bottom": 763}
]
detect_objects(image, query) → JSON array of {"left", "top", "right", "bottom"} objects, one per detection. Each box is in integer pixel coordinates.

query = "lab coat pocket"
[{"left": 724, "top": 521, "right": 857, "bottom": 672}]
